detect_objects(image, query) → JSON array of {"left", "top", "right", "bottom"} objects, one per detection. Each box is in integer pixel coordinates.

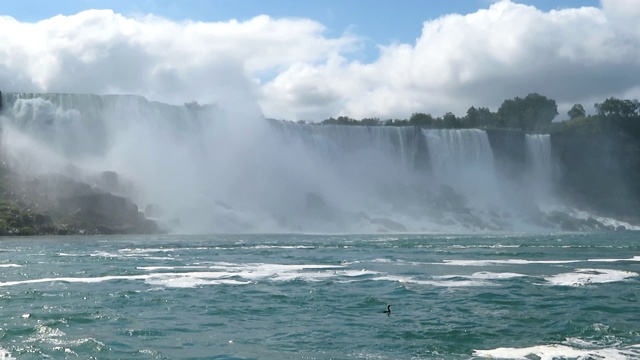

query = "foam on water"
[
  {"left": 474, "top": 342, "right": 640, "bottom": 360},
  {"left": 439, "top": 256, "right": 640, "bottom": 266},
  {"left": 0, "top": 262, "right": 380, "bottom": 288},
  {"left": 440, "top": 259, "right": 581, "bottom": 266},
  {"left": 372, "top": 274, "right": 494, "bottom": 287},
  {"left": 0, "top": 233, "right": 639, "bottom": 358},
  {"left": 0, "top": 348, "right": 15, "bottom": 360},
  {"left": 545, "top": 268, "right": 638, "bottom": 286},
  {"left": 464, "top": 271, "right": 529, "bottom": 280}
]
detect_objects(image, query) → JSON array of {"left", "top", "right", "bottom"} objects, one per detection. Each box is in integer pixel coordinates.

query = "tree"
[
  {"left": 595, "top": 98, "right": 640, "bottom": 118},
  {"left": 441, "top": 112, "right": 461, "bottom": 128},
  {"left": 567, "top": 104, "right": 585, "bottom": 119},
  {"left": 464, "top": 106, "right": 494, "bottom": 128},
  {"left": 360, "top": 117, "right": 381, "bottom": 126},
  {"left": 409, "top": 112, "right": 434, "bottom": 127},
  {"left": 595, "top": 97, "right": 640, "bottom": 136},
  {"left": 497, "top": 93, "right": 558, "bottom": 131}
]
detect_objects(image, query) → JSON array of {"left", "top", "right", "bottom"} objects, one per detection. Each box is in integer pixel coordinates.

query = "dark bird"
[{"left": 383, "top": 305, "right": 391, "bottom": 314}]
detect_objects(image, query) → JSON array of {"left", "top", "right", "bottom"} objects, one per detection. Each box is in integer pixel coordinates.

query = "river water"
[{"left": 1, "top": 232, "right": 639, "bottom": 359}]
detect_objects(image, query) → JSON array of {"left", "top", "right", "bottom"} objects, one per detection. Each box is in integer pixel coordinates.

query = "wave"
[
  {"left": 474, "top": 341, "right": 640, "bottom": 359},
  {"left": 438, "top": 256, "right": 640, "bottom": 266},
  {"left": 544, "top": 268, "right": 638, "bottom": 287},
  {"left": 0, "top": 347, "right": 15, "bottom": 360}
]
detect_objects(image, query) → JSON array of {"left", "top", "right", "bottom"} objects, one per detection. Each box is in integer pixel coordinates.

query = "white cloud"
[
  {"left": 1, "top": 1, "right": 640, "bottom": 121},
  {"left": 0, "top": 10, "right": 356, "bottom": 114},
  {"left": 262, "top": 0, "right": 640, "bottom": 120}
]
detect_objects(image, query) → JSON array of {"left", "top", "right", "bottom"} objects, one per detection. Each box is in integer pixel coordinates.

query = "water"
[
  {"left": 1, "top": 232, "right": 639, "bottom": 359},
  {"left": 525, "top": 134, "right": 553, "bottom": 201},
  {"left": 1, "top": 92, "right": 594, "bottom": 234}
]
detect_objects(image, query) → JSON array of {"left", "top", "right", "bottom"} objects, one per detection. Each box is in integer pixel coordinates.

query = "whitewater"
[
  {"left": 0, "top": 233, "right": 639, "bottom": 359},
  {"left": 2, "top": 92, "right": 633, "bottom": 234},
  {"left": 0, "top": 93, "right": 639, "bottom": 359}
]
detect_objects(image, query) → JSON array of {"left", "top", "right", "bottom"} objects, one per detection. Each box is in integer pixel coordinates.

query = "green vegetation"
[
  {"left": 294, "top": 93, "right": 640, "bottom": 140},
  {"left": 0, "top": 160, "right": 161, "bottom": 236}
]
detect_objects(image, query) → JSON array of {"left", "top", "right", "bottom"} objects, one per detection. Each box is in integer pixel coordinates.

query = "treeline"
[{"left": 294, "top": 93, "right": 640, "bottom": 137}]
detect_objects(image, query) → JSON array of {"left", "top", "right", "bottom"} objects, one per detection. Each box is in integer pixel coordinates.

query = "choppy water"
[{"left": 1, "top": 233, "right": 639, "bottom": 359}]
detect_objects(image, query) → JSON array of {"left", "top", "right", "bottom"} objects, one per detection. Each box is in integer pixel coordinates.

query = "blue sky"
[
  {"left": 1, "top": 0, "right": 638, "bottom": 121},
  {"left": 1, "top": 0, "right": 600, "bottom": 62}
]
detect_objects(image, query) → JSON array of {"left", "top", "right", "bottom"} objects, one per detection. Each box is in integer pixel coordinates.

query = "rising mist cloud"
[{"left": 1, "top": 1, "right": 640, "bottom": 121}]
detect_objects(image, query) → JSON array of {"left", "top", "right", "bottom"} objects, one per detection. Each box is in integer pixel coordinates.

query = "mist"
[{"left": 3, "top": 91, "right": 611, "bottom": 234}]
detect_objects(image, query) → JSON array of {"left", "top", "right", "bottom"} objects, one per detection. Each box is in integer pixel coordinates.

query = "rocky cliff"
[{"left": 0, "top": 163, "right": 162, "bottom": 235}]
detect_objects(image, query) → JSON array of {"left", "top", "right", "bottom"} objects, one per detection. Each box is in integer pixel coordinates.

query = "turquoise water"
[{"left": 1, "top": 233, "right": 639, "bottom": 359}]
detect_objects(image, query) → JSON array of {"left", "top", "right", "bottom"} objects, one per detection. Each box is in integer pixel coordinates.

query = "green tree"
[
  {"left": 595, "top": 97, "right": 640, "bottom": 137},
  {"left": 409, "top": 113, "right": 434, "bottom": 127},
  {"left": 464, "top": 106, "right": 494, "bottom": 128},
  {"left": 360, "top": 117, "right": 381, "bottom": 126},
  {"left": 595, "top": 98, "right": 639, "bottom": 118},
  {"left": 441, "top": 112, "right": 461, "bottom": 128},
  {"left": 497, "top": 93, "right": 558, "bottom": 131},
  {"left": 567, "top": 104, "right": 586, "bottom": 119}
]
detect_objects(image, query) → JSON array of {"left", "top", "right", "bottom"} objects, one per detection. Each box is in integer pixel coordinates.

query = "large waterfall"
[
  {"left": 0, "top": 92, "right": 586, "bottom": 233},
  {"left": 525, "top": 134, "right": 554, "bottom": 202}
]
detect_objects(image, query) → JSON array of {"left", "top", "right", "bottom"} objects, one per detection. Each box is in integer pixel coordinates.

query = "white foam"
[
  {"left": 0, "top": 347, "right": 15, "bottom": 360},
  {"left": 436, "top": 256, "right": 640, "bottom": 267},
  {"left": 0, "top": 274, "right": 153, "bottom": 287},
  {"left": 0, "top": 262, "right": 366, "bottom": 288},
  {"left": 119, "top": 247, "right": 209, "bottom": 254},
  {"left": 371, "top": 258, "right": 394, "bottom": 263},
  {"left": 465, "top": 271, "right": 528, "bottom": 280},
  {"left": 545, "top": 268, "right": 638, "bottom": 286},
  {"left": 372, "top": 275, "right": 492, "bottom": 287},
  {"left": 448, "top": 244, "right": 521, "bottom": 249},
  {"left": 474, "top": 343, "right": 640, "bottom": 360},
  {"left": 587, "top": 256, "right": 640, "bottom": 263},
  {"left": 137, "top": 266, "right": 208, "bottom": 271},
  {"left": 0, "top": 264, "right": 21, "bottom": 268},
  {"left": 440, "top": 259, "right": 580, "bottom": 266},
  {"left": 145, "top": 275, "right": 251, "bottom": 288},
  {"left": 251, "top": 245, "right": 317, "bottom": 249}
]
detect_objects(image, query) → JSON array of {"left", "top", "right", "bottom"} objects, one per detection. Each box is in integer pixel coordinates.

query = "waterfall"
[
  {"left": 271, "top": 122, "right": 421, "bottom": 170},
  {"left": 0, "top": 92, "right": 214, "bottom": 159},
  {"left": 423, "top": 129, "right": 495, "bottom": 173},
  {"left": 0, "top": 92, "right": 583, "bottom": 233},
  {"left": 525, "top": 134, "right": 553, "bottom": 200}
]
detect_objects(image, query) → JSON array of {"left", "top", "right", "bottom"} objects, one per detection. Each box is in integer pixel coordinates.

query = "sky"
[{"left": 1, "top": 0, "right": 639, "bottom": 121}]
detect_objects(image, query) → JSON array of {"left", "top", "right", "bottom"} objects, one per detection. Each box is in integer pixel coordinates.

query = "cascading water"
[
  {"left": 2, "top": 92, "right": 627, "bottom": 233},
  {"left": 525, "top": 134, "right": 553, "bottom": 201},
  {"left": 423, "top": 129, "right": 498, "bottom": 194}
]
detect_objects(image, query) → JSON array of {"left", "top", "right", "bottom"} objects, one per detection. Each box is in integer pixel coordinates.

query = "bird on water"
[{"left": 383, "top": 305, "right": 391, "bottom": 314}]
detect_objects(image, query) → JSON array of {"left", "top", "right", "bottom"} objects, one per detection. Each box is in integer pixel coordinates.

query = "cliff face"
[
  {"left": 551, "top": 132, "right": 640, "bottom": 219},
  {"left": 486, "top": 129, "right": 527, "bottom": 183},
  {"left": 0, "top": 164, "right": 162, "bottom": 235}
]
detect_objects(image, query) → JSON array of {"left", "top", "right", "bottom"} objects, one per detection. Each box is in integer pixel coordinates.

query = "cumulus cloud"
[
  {"left": 262, "top": 0, "right": 640, "bottom": 120},
  {"left": 0, "top": 10, "right": 356, "bottom": 113},
  {"left": 1, "top": 1, "right": 640, "bottom": 121}
]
